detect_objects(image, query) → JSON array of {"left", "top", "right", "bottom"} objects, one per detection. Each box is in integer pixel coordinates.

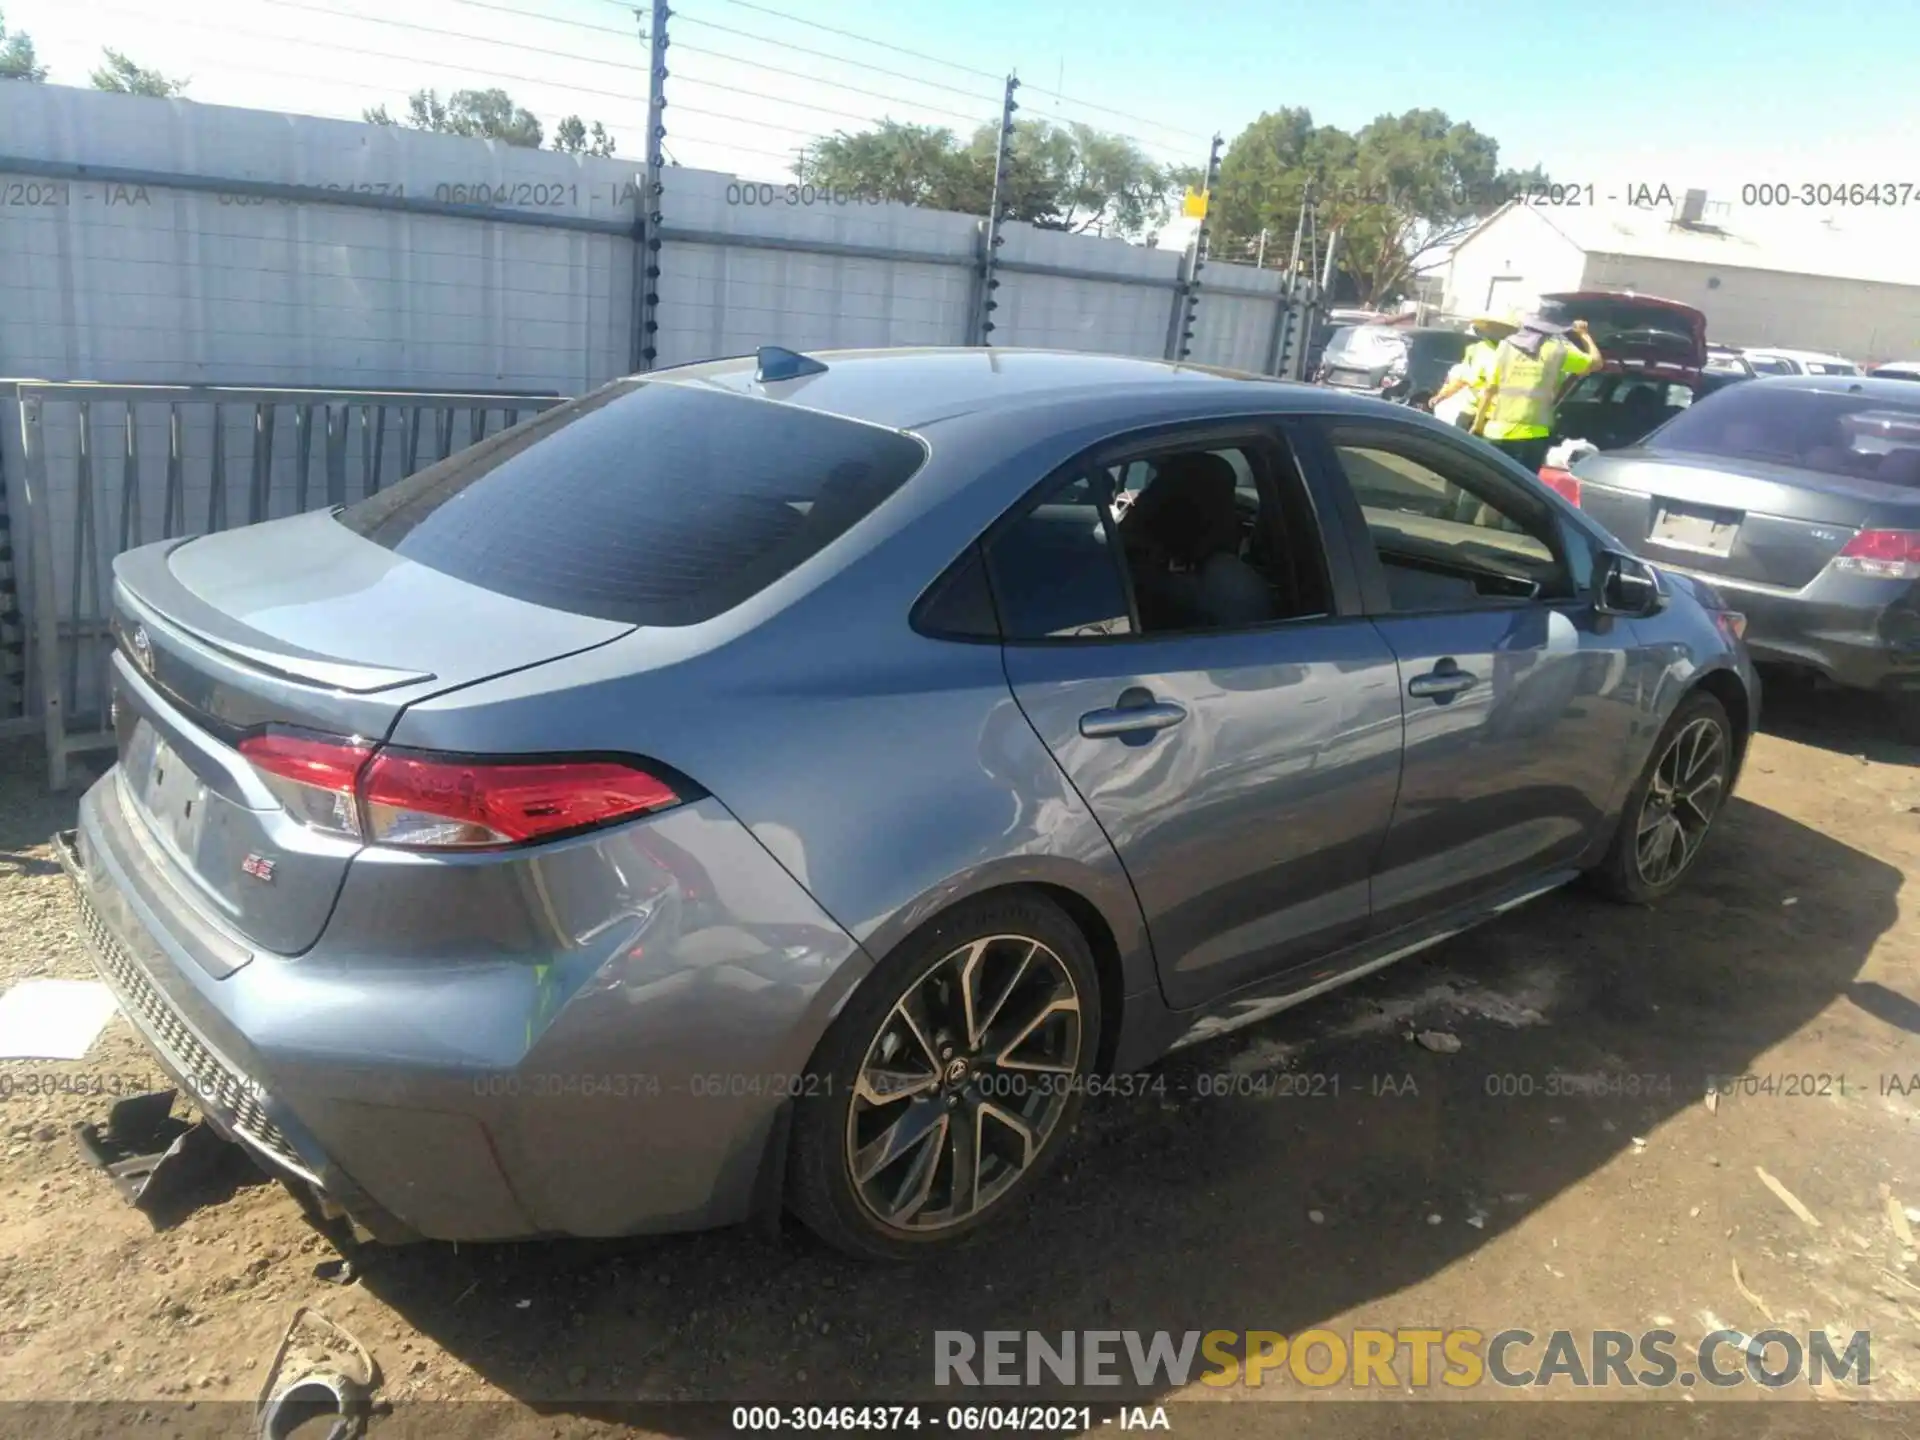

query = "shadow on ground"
[
  {"left": 329, "top": 794, "right": 1899, "bottom": 1426},
  {"left": 1756, "top": 664, "right": 1920, "bottom": 767}
]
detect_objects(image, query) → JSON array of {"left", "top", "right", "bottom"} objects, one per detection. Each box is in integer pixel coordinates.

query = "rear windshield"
[
  {"left": 1323, "top": 327, "right": 1405, "bottom": 365},
  {"left": 1649, "top": 383, "right": 1920, "bottom": 483},
  {"left": 338, "top": 381, "right": 927, "bottom": 626}
]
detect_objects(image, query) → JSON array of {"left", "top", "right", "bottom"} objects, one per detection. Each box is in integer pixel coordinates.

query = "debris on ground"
[
  {"left": 255, "top": 1307, "right": 379, "bottom": 1440},
  {"left": 1756, "top": 1166, "right": 1824, "bottom": 1229},
  {"left": 1885, "top": 1186, "right": 1916, "bottom": 1249},
  {"left": 1730, "top": 1257, "right": 1772, "bottom": 1323},
  {"left": 1413, "top": 1030, "right": 1461, "bottom": 1054}
]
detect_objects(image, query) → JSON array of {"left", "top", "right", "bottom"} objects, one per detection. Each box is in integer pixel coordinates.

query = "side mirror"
[{"left": 1594, "top": 551, "right": 1668, "bottom": 618}]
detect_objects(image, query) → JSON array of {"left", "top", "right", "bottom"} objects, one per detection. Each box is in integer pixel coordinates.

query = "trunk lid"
[
  {"left": 1538, "top": 291, "right": 1707, "bottom": 374},
  {"left": 1572, "top": 448, "right": 1920, "bottom": 590},
  {"left": 111, "top": 510, "right": 632, "bottom": 961}
]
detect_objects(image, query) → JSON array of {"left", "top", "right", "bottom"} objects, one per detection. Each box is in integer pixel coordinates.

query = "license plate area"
[
  {"left": 1325, "top": 369, "right": 1371, "bottom": 388},
  {"left": 1647, "top": 501, "right": 1742, "bottom": 556},
  {"left": 124, "top": 722, "right": 211, "bottom": 863}
]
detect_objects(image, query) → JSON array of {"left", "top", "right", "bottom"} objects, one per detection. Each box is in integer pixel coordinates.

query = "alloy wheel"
[
  {"left": 844, "top": 934, "right": 1083, "bottom": 1233},
  {"left": 1633, "top": 716, "right": 1728, "bottom": 887}
]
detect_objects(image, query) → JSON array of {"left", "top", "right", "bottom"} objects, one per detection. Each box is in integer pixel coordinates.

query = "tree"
[
  {"left": 0, "top": 9, "right": 47, "bottom": 82},
  {"left": 552, "top": 116, "right": 616, "bottom": 158},
  {"left": 364, "top": 88, "right": 543, "bottom": 148},
  {"left": 798, "top": 117, "right": 1187, "bottom": 240},
  {"left": 90, "top": 48, "right": 188, "bottom": 97},
  {"left": 1212, "top": 105, "right": 1548, "bottom": 306}
]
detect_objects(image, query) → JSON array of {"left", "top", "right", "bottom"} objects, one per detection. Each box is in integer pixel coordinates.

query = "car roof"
[
  {"left": 647, "top": 346, "right": 1368, "bottom": 431},
  {"left": 1732, "top": 374, "right": 1920, "bottom": 400}
]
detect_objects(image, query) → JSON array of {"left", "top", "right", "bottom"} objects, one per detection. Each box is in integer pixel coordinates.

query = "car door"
[
  {"left": 986, "top": 423, "right": 1405, "bottom": 1010},
  {"left": 1292, "top": 415, "right": 1643, "bottom": 933}
]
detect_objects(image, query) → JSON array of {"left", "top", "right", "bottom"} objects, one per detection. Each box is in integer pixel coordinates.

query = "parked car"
[
  {"left": 1868, "top": 361, "right": 1920, "bottom": 382},
  {"left": 1706, "top": 345, "right": 1757, "bottom": 378},
  {"left": 1740, "top": 348, "right": 1862, "bottom": 377},
  {"left": 1537, "top": 291, "right": 1710, "bottom": 453},
  {"left": 1315, "top": 324, "right": 1472, "bottom": 408},
  {"left": 1559, "top": 373, "right": 1920, "bottom": 734},
  {"left": 60, "top": 347, "right": 1757, "bottom": 1260}
]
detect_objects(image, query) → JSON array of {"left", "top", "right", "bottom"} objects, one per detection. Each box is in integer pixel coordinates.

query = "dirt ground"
[{"left": 0, "top": 679, "right": 1917, "bottom": 1438}]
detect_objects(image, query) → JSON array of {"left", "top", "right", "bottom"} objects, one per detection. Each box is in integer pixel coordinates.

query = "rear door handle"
[
  {"left": 1407, "top": 666, "right": 1479, "bottom": 699},
  {"left": 1079, "top": 699, "right": 1188, "bottom": 739}
]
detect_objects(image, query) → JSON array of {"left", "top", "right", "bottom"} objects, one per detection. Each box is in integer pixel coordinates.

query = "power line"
[
  {"left": 689, "top": 0, "right": 1003, "bottom": 83},
  {"left": 673, "top": 65, "right": 984, "bottom": 129},
  {"left": 672, "top": 12, "right": 999, "bottom": 104},
  {"left": 80, "top": 5, "right": 650, "bottom": 108},
  {"left": 247, "top": 0, "right": 646, "bottom": 73},
  {"left": 1016, "top": 83, "right": 1213, "bottom": 147},
  {"left": 449, "top": 0, "right": 640, "bottom": 40},
  {"left": 670, "top": 41, "right": 993, "bottom": 125},
  {"left": 670, "top": 102, "right": 836, "bottom": 139}
]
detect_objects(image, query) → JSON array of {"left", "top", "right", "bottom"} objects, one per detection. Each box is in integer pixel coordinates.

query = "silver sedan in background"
[{"left": 62, "top": 348, "right": 1757, "bottom": 1260}]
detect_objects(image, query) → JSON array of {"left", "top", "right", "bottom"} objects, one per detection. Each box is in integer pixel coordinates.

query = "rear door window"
[
  {"left": 338, "top": 381, "right": 927, "bottom": 627},
  {"left": 985, "top": 473, "right": 1134, "bottom": 640}
]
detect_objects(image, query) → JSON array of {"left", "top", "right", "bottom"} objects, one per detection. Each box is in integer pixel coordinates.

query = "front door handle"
[
  {"left": 1079, "top": 692, "right": 1188, "bottom": 739},
  {"left": 1407, "top": 663, "right": 1479, "bottom": 700}
]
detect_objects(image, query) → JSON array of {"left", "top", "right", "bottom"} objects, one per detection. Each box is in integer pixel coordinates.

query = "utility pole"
[
  {"left": 635, "top": 0, "right": 670, "bottom": 373},
  {"left": 972, "top": 73, "right": 1019, "bottom": 346},
  {"left": 1169, "top": 132, "right": 1223, "bottom": 361},
  {"left": 1254, "top": 228, "right": 1267, "bottom": 268}
]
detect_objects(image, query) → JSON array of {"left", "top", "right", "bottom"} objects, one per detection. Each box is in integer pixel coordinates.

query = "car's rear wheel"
[
  {"left": 787, "top": 891, "right": 1099, "bottom": 1261},
  {"left": 1589, "top": 690, "right": 1734, "bottom": 903}
]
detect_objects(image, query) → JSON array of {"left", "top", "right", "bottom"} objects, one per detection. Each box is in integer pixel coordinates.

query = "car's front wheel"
[
  {"left": 1589, "top": 690, "right": 1734, "bottom": 903},
  {"left": 787, "top": 891, "right": 1100, "bottom": 1260}
]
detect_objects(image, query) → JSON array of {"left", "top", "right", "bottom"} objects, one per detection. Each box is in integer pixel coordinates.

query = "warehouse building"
[{"left": 1441, "top": 191, "right": 1920, "bottom": 366}]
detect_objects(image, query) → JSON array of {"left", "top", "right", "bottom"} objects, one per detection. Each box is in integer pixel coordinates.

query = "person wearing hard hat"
[
  {"left": 1462, "top": 313, "right": 1603, "bottom": 471},
  {"left": 1427, "top": 311, "right": 1520, "bottom": 428}
]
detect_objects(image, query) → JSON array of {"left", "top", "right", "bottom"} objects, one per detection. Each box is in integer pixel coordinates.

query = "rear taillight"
[
  {"left": 239, "top": 731, "right": 373, "bottom": 838},
  {"left": 1833, "top": 528, "right": 1920, "bottom": 580},
  {"left": 360, "top": 752, "right": 680, "bottom": 848},
  {"left": 1538, "top": 467, "right": 1582, "bottom": 505},
  {"left": 1713, "top": 610, "right": 1748, "bottom": 644},
  {"left": 239, "top": 729, "right": 683, "bottom": 849}
]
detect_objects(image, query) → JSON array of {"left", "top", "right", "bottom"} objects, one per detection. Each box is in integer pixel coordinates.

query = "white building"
[{"left": 1442, "top": 191, "right": 1920, "bottom": 365}]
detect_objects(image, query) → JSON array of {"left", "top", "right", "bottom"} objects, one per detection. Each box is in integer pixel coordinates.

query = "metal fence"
[
  {"left": 7, "top": 382, "right": 565, "bottom": 789},
  {"left": 0, "top": 39, "right": 1335, "bottom": 787}
]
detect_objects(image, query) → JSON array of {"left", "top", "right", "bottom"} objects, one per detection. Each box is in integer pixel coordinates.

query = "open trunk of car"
[{"left": 1538, "top": 292, "right": 1707, "bottom": 373}]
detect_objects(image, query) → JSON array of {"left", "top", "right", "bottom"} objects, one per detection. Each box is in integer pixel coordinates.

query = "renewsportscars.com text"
[{"left": 933, "top": 1327, "right": 1873, "bottom": 1391}]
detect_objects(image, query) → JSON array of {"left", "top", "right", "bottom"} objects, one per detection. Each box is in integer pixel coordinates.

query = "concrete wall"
[
  {"left": 1442, "top": 205, "right": 1587, "bottom": 319},
  {"left": 1579, "top": 252, "right": 1920, "bottom": 362}
]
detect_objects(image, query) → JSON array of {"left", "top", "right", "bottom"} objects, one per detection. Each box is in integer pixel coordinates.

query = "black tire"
[
  {"left": 1588, "top": 690, "right": 1735, "bottom": 904},
  {"left": 787, "top": 890, "right": 1101, "bottom": 1261}
]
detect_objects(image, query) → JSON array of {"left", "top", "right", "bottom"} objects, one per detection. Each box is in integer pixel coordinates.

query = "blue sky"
[{"left": 7, "top": 0, "right": 1918, "bottom": 199}]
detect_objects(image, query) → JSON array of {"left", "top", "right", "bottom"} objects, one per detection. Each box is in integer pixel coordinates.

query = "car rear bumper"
[
  {"left": 1653, "top": 566, "right": 1920, "bottom": 692},
  {"left": 63, "top": 770, "right": 872, "bottom": 1241}
]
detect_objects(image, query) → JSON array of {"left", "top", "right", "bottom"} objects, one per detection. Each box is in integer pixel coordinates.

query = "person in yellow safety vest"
[
  {"left": 1428, "top": 310, "right": 1520, "bottom": 426},
  {"left": 1464, "top": 315, "right": 1604, "bottom": 472}
]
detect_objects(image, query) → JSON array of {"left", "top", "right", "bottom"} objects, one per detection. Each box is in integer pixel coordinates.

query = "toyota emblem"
[{"left": 131, "top": 624, "right": 154, "bottom": 676}]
